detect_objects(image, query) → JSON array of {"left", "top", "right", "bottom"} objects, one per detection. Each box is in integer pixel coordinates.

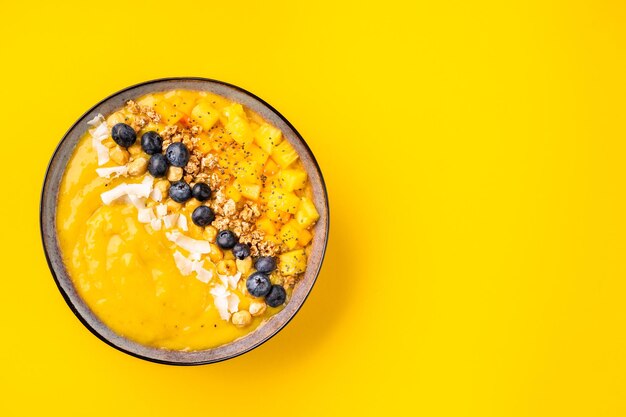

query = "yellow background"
[{"left": 1, "top": 0, "right": 625, "bottom": 415}]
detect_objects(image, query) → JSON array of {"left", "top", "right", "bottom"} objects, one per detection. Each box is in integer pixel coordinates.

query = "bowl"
[{"left": 40, "top": 77, "right": 329, "bottom": 365}]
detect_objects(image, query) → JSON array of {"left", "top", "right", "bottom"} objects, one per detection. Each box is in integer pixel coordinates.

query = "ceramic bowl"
[{"left": 40, "top": 77, "right": 329, "bottom": 365}]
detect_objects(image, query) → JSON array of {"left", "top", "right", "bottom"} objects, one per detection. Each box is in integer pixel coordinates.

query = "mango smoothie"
[{"left": 56, "top": 90, "right": 319, "bottom": 351}]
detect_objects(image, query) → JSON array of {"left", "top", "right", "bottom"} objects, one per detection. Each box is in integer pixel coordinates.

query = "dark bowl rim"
[{"left": 39, "top": 77, "right": 330, "bottom": 366}]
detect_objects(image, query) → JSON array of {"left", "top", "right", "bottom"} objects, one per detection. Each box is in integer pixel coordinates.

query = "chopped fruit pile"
[{"left": 60, "top": 89, "right": 319, "bottom": 346}]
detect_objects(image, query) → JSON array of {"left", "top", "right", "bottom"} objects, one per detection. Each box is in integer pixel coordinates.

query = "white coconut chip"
[
  {"left": 162, "top": 213, "right": 179, "bottom": 229},
  {"left": 96, "top": 166, "right": 128, "bottom": 179},
  {"left": 89, "top": 122, "right": 109, "bottom": 141},
  {"left": 100, "top": 184, "right": 129, "bottom": 205},
  {"left": 92, "top": 137, "right": 110, "bottom": 166},
  {"left": 209, "top": 283, "right": 241, "bottom": 321},
  {"left": 150, "top": 218, "right": 162, "bottom": 231},
  {"left": 127, "top": 195, "right": 146, "bottom": 210},
  {"left": 172, "top": 251, "right": 214, "bottom": 284},
  {"left": 150, "top": 186, "right": 163, "bottom": 202},
  {"left": 195, "top": 267, "right": 213, "bottom": 284},
  {"left": 173, "top": 251, "right": 195, "bottom": 275},
  {"left": 137, "top": 207, "right": 155, "bottom": 224},
  {"left": 177, "top": 214, "right": 188, "bottom": 231},
  {"left": 213, "top": 296, "right": 230, "bottom": 320},
  {"left": 88, "top": 115, "right": 110, "bottom": 166},
  {"left": 165, "top": 230, "right": 212, "bottom": 254},
  {"left": 100, "top": 176, "right": 154, "bottom": 205},
  {"left": 218, "top": 272, "right": 242, "bottom": 290},
  {"left": 87, "top": 114, "right": 105, "bottom": 127},
  {"left": 227, "top": 293, "right": 240, "bottom": 314},
  {"left": 155, "top": 204, "right": 168, "bottom": 218}
]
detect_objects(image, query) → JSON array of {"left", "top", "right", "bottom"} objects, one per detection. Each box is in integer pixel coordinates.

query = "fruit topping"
[
  {"left": 111, "top": 123, "right": 136, "bottom": 148},
  {"left": 246, "top": 272, "right": 272, "bottom": 297},
  {"left": 141, "top": 131, "right": 163, "bottom": 154}
]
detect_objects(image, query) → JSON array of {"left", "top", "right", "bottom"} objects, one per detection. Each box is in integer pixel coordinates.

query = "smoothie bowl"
[{"left": 41, "top": 78, "right": 328, "bottom": 364}]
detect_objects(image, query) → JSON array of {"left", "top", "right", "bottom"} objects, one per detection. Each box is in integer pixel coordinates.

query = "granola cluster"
[
  {"left": 125, "top": 100, "right": 161, "bottom": 132},
  {"left": 209, "top": 190, "right": 281, "bottom": 257}
]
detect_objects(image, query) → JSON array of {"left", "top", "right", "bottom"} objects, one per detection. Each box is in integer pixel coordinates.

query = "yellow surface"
[{"left": 1, "top": 0, "right": 626, "bottom": 415}]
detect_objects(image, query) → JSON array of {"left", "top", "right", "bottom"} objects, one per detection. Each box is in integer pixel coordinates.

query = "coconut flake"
[
  {"left": 100, "top": 176, "right": 154, "bottom": 205},
  {"left": 227, "top": 293, "right": 240, "bottom": 313},
  {"left": 218, "top": 272, "right": 242, "bottom": 290},
  {"left": 92, "top": 137, "right": 110, "bottom": 166},
  {"left": 150, "top": 186, "right": 163, "bottom": 202},
  {"left": 100, "top": 184, "right": 129, "bottom": 205},
  {"left": 177, "top": 214, "right": 188, "bottom": 231},
  {"left": 137, "top": 207, "right": 155, "bottom": 224},
  {"left": 173, "top": 251, "right": 195, "bottom": 275},
  {"left": 125, "top": 176, "right": 153, "bottom": 199},
  {"left": 195, "top": 266, "right": 213, "bottom": 283},
  {"left": 88, "top": 115, "right": 111, "bottom": 166},
  {"left": 209, "top": 282, "right": 240, "bottom": 321},
  {"left": 210, "top": 284, "right": 231, "bottom": 320},
  {"left": 213, "top": 295, "right": 230, "bottom": 320},
  {"left": 155, "top": 204, "right": 168, "bottom": 218},
  {"left": 162, "top": 213, "right": 179, "bottom": 229},
  {"left": 165, "top": 230, "right": 212, "bottom": 254},
  {"left": 127, "top": 195, "right": 146, "bottom": 210},
  {"left": 150, "top": 218, "right": 162, "bottom": 231},
  {"left": 89, "top": 122, "right": 109, "bottom": 141},
  {"left": 87, "top": 114, "right": 105, "bottom": 127},
  {"left": 172, "top": 251, "right": 214, "bottom": 284},
  {"left": 96, "top": 165, "right": 128, "bottom": 179}
]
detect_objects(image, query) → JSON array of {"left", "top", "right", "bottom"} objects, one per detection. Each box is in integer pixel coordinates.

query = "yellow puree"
[{"left": 57, "top": 133, "right": 266, "bottom": 351}]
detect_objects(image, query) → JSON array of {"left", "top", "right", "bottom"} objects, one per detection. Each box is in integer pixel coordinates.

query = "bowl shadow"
[{"left": 207, "top": 201, "right": 352, "bottom": 372}]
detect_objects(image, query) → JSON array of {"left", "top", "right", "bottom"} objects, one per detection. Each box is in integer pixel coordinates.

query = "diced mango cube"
[
  {"left": 234, "top": 160, "right": 262, "bottom": 184},
  {"left": 278, "top": 169, "right": 307, "bottom": 191},
  {"left": 279, "top": 249, "right": 307, "bottom": 276},
  {"left": 265, "top": 235, "right": 281, "bottom": 245},
  {"left": 254, "top": 123, "right": 283, "bottom": 154},
  {"left": 279, "top": 220, "right": 300, "bottom": 250},
  {"left": 295, "top": 197, "right": 319, "bottom": 228},
  {"left": 223, "top": 104, "right": 253, "bottom": 146},
  {"left": 168, "top": 95, "right": 195, "bottom": 115},
  {"left": 266, "top": 207, "right": 291, "bottom": 222},
  {"left": 298, "top": 228, "right": 313, "bottom": 246},
  {"left": 196, "top": 135, "right": 213, "bottom": 154},
  {"left": 271, "top": 140, "right": 299, "bottom": 168},
  {"left": 245, "top": 143, "right": 269, "bottom": 166},
  {"left": 264, "top": 159, "right": 280, "bottom": 176},
  {"left": 256, "top": 218, "right": 276, "bottom": 236},
  {"left": 156, "top": 101, "right": 184, "bottom": 124},
  {"left": 225, "top": 184, "right": 242, "bottom": 202},
  {"left": 268, "top": 189, "right": 301, "bottom": 214},
  {"left": 136, "top": 94, "right": 157, "bottom": 108},
  {"left": 191, "top": 101, "right": 220, "bottom": 130},
  {"left": 240, "top": 183, "right": 261, "bottom": 201}
]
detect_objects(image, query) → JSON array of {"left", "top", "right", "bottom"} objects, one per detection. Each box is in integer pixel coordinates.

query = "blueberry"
[
  {"left": 192, "top": 206, "right": 215, "bottom": 227},
  {"left": 254, "top": 256, "right": 276, "bottom": 273},
  {"left": 232, "top": 243, "right": 251, "bottom": 260},
  {"left": 141, "top": 131, "right": 163, "bottom": 155},
  {"left": 246, "top": 272, "right": 272, "bottom": 297},
  {"left": 165, "top": 142, "right": 190, "bottom": 167},
  {"left": 111, "top": 123, "right": 136, "bottom": 148},
  {"left": 148, "top": 154, "right": 168, "bottom": 177},
  {"left": 265, "top": 285, "right": 287, "bottom": 307},
  {"left": 192, "top": 183, "right": 212, "bottom": 201},
  {"left": 216, "top": 230, "right": 237, "bottom": 249},
  {"left": 169, "top": 181, "right": 192, "bottom": 203}
]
